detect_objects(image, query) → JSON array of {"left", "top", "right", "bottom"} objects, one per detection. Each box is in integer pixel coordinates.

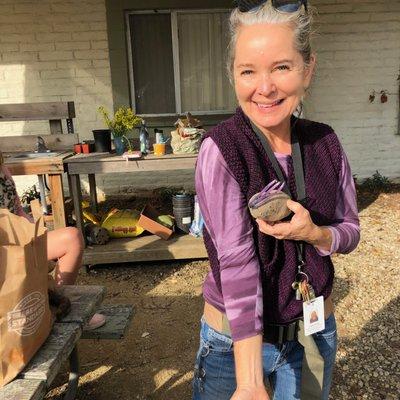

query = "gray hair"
[{"left": 227, "top": 2, "right": 315, "bottom": 82}]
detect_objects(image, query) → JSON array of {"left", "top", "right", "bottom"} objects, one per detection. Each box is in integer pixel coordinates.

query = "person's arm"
[
  {"left": 257, "top": 149, "right": 360, "bottom": 254},
  {"left": 231, "top": 335, "right": 267, "bottom": 400},
  {"left": 196, "top": 139, "right": 268, "bottom": 399},
  {"left": 313, "top": 149, "right": 360, "bottom": 255}
]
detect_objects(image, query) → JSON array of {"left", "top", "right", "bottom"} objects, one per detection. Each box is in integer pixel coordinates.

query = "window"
[{"left": 127, "top": 10, "right": 237, "bottom": 116}]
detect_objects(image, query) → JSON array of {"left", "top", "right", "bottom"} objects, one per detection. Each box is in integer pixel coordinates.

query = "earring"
[{"left": 295, "top": 101, "right": 304, "bottom": 117}]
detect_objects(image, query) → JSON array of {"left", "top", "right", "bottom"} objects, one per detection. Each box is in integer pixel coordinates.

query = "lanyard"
[{"left": 250, "top": 120, "right": 306, "bottom": 266}]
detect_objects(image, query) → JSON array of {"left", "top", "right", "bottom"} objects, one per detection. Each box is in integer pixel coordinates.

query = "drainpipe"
[{"left": 398, "top": 69, "right": 400, "bottom": 135}]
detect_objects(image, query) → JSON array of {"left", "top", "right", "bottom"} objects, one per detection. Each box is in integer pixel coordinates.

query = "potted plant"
[
  {"left": 20, "top": 185, "right": 41, "bottom": 214},
  {"left": 97, "top": 106, "right": 142, "bottom": 155}
]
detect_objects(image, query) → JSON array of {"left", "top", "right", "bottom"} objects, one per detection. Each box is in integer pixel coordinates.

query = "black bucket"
[
  {"left": 172, "top": 194, "right": 193, "bottom": 233},
  {"left": 93, "top": 129, "right": 112, "bottom": 153}
]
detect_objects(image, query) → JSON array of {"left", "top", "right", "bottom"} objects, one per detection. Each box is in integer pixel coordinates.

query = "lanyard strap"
[{"left": 250, "top": 120, "right": 306, "bottom": 266}]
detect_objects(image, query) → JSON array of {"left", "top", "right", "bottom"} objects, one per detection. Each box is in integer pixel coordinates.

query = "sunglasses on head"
[{"left": 236, "top": 0, "right": 308, "bottom": 13}]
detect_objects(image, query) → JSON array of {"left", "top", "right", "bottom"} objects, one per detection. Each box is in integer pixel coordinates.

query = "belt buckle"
[{"left": 264, "top": 321, "right": 299, "bottom": 344}]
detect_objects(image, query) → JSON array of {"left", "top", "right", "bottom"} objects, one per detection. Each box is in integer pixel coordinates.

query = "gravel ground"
[
  {"left": 330, "top": 190, "right": 400, "bottom": 399},
  {"left": 47, "top": 189, "right": 400, "bottom": 400}
]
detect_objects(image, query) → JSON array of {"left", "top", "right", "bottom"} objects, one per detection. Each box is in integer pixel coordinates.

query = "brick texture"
[
  {"left": 1, "top": 0, "right": 399, "bottom": 198},
  {"left": 307, "top": 0, "right": 400, "bottom": 180}
]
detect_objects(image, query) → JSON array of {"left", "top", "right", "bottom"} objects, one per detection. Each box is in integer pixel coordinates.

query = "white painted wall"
[
  {"left": 0, "top": 0, "right": 113, "bottom": 138},
  {"left": 0, "top": 0, "right": 399, "bottom": 198},
  {"left": 307, "top": 0, "right": 400, "bottom": 180}
]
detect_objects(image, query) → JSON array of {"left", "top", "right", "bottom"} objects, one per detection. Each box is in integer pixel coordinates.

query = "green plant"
[
  {"left": 361, "top": 170, "right": 392, "bottom": 192},
  {"left": 98, "top": 106, "right": 142, "bottom": 137},
  {"left": 20, "top": 185, "right": 40, "bottom": 206}
]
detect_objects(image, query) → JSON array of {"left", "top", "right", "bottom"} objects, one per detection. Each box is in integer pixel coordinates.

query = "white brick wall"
[
  {"left": 0, "top": 0, "right": 113, "bottom": 139},
  {"left": 0, "top": 0, "right": 399, "bottom": 198},
  {"left": 0, "top": 0, "right": 117, "bottom": 194},
  {"left": 307, "top": 0, "right": 400, "bottom": 180}
]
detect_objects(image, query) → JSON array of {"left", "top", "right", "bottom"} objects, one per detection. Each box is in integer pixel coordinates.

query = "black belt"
[{"left": 263, "top": 320, "right": 300, "bottom": 344}]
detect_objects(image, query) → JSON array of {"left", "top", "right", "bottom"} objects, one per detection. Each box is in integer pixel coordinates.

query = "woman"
[
  {"left": 0, "top": 154, "right": 105, "bottom": 329},
  {"left": 193, "top": 1, "right": 360, "bottom": 399}
]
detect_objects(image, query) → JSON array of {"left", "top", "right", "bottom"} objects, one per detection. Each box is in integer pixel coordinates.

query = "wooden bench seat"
[
  {"left": 18, "top": 323, "right": 80, "bottom": 385},
  {"left": 58, "top": 285, "right": 106, "bottom": 326},
  {"left": 0, "top": 286, "right": 133, "bottom": 400},
  {"left": 0, "top": 379, "right": 46, "bottom": 400},
  {"left": 82, "top": 304, "right": 134, "bottom": 340}
]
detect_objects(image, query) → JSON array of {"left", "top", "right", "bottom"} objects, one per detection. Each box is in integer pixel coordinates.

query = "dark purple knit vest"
[{"left": 201, "top": 108, "right": 342, "bottom": 325}]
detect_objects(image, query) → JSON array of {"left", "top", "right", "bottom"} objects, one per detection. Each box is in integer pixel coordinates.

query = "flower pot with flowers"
[{"left": 98, "top": 106, "right": 142, "bottom": 155}]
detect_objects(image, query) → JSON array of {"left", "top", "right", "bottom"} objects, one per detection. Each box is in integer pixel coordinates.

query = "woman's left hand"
[{"left": 256, "top": 199, "right": 319, "bottom": 243}]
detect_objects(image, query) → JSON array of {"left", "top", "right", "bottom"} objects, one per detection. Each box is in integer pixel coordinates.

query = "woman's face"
[{"left": 233, "top": 23, "right": 314, "bottom": 134}]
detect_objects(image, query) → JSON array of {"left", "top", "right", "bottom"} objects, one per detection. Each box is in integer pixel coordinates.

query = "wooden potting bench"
[{"left": 64, "top": 151, "right": 208, "bottom": 267}]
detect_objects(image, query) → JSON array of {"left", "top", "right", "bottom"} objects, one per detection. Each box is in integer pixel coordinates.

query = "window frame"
[{"left": 125, "top": 8, "right": 234, "bottom": 118}]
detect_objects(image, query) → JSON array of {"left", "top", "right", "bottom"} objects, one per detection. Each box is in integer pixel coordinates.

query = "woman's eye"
[
  {"left": 276, "top": 65, "right": 290, "bottom": 71},
  {"left": 240, "top": 70, "right": 253, "bottom": 76}
]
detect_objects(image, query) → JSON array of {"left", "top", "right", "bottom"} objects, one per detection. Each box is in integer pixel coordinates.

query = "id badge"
[{"left": 303, "top": 296, "right": 325, "bottom": 336}]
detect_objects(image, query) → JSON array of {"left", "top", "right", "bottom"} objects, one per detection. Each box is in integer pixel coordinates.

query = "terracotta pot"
[{"left": 82, "top": 143, "right": 90, "bottom": 154}]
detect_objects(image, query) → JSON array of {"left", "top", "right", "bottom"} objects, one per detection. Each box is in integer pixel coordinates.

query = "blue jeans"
[{"left": 193, "top": 314, "right": 337, "bottom": 400}]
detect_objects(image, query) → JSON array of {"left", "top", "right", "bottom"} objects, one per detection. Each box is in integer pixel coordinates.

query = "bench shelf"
[{"left": 83, "top": 233, "right": 207, "bottom": 266}]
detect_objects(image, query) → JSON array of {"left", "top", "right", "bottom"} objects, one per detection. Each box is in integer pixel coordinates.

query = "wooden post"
[
  {"left": 69, "top": 174, "right": 85, "bottom": 242},
  {"left": 88, "top": 174, "right": 98, "bottom": 213},
  {"left": 48, "top": 174, "right": 67, "bottom": 229}
]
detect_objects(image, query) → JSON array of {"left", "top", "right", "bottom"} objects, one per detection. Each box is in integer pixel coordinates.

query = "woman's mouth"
[{"left": 255, "top": 99, "right": 285, "bottom": 111}]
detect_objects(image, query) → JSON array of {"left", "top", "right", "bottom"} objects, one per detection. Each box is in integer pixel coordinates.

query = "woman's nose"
[{"left": 257, "top": 74, "right": 277, "bottom": 96}]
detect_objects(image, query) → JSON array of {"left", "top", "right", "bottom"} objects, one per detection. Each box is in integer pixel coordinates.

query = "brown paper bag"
[{"left": 0, "top": 209, "right": 52, "bottom": 387}]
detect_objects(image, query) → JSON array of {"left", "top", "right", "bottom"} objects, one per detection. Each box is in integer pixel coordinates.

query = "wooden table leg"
[
  {"left": 69, "top": 174, "right": 85, "bottom": 242},
  {"left": 67, "top": 174, "right": 73, "bottom": 199},
  {"left": 48, "top": 173, "right": 66, "bottom": 229},
  {"left": 64, "top": 346, "right": 79, "bottom": 400},
  {"left": 88, "top": 174, "right": 98, "bottom": 213}
]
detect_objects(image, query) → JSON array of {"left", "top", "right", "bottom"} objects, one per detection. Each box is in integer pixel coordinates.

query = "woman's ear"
[{"left": 304, "top": 53, "right": 316, "bottom": 90}]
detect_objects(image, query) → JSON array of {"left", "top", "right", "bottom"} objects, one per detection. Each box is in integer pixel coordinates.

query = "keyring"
[
  {"left": 295, "top": 271, "right": 309, "bottom": 283},
  {"left": 297, "top": 261, "right": 306, "bottom": 274}
]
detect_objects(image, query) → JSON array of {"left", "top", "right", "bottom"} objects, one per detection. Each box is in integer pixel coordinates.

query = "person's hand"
[
  {"left": 230, "top": 385, "right": 270, "bottom": 400},
  {"left": 256, "top": 199, "right": 318, "bottom": 242}
]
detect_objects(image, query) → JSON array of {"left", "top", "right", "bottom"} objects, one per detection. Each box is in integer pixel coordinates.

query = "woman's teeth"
[{"left": 257, "top": 99, "right": 284, "bottom": 108}]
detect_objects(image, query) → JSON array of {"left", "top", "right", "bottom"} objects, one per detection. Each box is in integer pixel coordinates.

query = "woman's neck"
[{"left": 253, "top": 119, "right": 292, "bottom": 154}]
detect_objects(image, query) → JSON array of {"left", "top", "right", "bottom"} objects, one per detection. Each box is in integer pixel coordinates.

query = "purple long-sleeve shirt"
[{"left": 196, "top": 137, "right": 360, "bottom": 341}]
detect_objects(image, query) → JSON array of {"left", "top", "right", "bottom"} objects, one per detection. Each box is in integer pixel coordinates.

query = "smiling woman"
[
  {"left": 233, "top": 22, "right": 314, "bottom": 151},
  {"left": 192, "top": 1, "right": 360, "bottom": 400}
]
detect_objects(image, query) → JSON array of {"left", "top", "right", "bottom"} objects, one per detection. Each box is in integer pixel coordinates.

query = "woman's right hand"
[{"left": 231, "top": 385, "right": 270, "bottom": 400}]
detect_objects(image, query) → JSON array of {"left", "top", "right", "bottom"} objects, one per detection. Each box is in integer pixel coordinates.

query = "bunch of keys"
[{"left": 291, "top": 272, "right": 316, "bottom": 303}]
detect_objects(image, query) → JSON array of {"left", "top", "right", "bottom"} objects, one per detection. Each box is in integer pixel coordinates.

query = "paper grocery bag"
[{"left": 0, "top": 209, "right": 52, "bottom": 387}]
